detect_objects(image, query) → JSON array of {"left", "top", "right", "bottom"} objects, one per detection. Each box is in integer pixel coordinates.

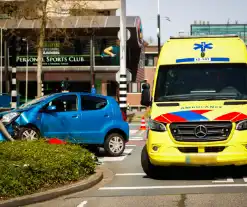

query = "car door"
[
  {"left": 40, "top": 94, "right": 82, "bottom": 140},
  {"left": 79, "top": 95, "right": 112, "bottom": 144}
]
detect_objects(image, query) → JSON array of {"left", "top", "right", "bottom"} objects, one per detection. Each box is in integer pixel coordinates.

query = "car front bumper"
[
  {"left": 0, "top": 132, "right": 6, "bottom": 141},
  {"left": 148, "top": 146, "right": 247, "bottom": 167},
  {"left": 0, "top": 124, "right": 15, "bottom": 142},
  {"left": 147, "top": 130, "right": 247, "bottom": 167}
]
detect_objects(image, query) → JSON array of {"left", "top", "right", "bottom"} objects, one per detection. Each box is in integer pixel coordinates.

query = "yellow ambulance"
[{"left": 141, "top": 35, "right": 247, "bottom": 178}]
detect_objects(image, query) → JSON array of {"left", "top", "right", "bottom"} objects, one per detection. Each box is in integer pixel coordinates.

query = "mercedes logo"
[{"left": 194, "top": 125, "right": 208, "bottom": 138}]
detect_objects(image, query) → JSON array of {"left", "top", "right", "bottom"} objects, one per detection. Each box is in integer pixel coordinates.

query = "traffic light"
[
  {"left": 61, "top": 80, "right": 65, "bottom": 90},
  {"left": 61, "top": 78, "right": 69, "bottom": 91}
]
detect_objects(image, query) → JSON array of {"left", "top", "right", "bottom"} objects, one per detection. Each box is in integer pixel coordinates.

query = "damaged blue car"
[{"left": 0, "top": 92, "right": 129, "bottom": 156}]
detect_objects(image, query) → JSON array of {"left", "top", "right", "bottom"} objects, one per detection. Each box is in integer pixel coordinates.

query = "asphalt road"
[{"left": 26, "top": 123, "right": 247, "bottom": 207}]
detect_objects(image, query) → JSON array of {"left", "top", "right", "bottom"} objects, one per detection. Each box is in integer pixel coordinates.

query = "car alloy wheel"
[
  {"left": 104, "top": 133, "right": 125, "bottom": 157},
  {"left": 19, "top": 127, "right": 40, "bottom": 141},
  {"left": 109, "top": 135, "right": 124, "bottom": 154}
]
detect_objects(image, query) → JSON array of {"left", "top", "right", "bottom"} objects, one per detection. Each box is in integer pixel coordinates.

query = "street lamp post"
[
  {"left": 157, "top": 1, "right": 171, "bottom": 56},
  {"left": 119, "top": 0, "right": 127, "bottom": 113},
  {"left": 157, "top": 0, "right": 161, "bottom": 55},
  {"left": 23, "top": 38, "right": 29, "bottom": 103},
  {"left": 0, "top": 27, "right": 3, "bottom": 94}
]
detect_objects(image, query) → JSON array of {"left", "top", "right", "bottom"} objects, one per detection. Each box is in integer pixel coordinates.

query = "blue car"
[{"left": 0, "top": 92, "right": 129, "bottom": 156}]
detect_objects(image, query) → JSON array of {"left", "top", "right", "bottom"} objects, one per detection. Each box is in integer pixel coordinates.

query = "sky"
[{"left": 116, "top": 0, "right": 247, "bottom": 44}]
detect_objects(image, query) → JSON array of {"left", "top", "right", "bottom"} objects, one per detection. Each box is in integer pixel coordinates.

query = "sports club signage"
[
  {"left": 16, "top": 55, "right": 120, "bottom": 67},
  {"left": 17, "top": 55, "right": 85, "bottom": 66}
]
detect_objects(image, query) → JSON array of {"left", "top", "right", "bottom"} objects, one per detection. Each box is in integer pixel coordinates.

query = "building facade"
[
  {"left": 191, "top": 23, "right": 247, "bottom": 44},
  {"left": 127, "top": 44, "right": 158, "bottom": 111},
  {"left": 0, "top": 0, "right": 146, "bottom": 106}
]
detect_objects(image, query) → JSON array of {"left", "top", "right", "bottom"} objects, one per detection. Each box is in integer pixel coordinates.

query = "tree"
[{"left": 0, "top": 0, "right": 90, "bottom": 97}]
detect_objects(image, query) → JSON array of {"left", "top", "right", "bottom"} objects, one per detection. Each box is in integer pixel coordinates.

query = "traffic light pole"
[
  {"left": 90, "top": 35, "right": 95, "bottom": 88},
  {"left": 0, "top": 28, "right": 2, "bottom": 94},
  {"left": 11, "top": 36, "right": 17, "bottom": 109},
  {"left": 4, "top": 40, "right": 9, "bottom": 93},
  {"left": 119, "top": 0, "right": 127, "bottom": 114}
]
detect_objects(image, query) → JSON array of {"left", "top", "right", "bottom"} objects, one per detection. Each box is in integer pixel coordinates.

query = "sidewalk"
[{"left": 127, "top": 111, "right": 148, "bottom": 123}]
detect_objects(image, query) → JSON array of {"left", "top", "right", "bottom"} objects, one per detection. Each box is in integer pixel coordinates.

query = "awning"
[
  {"left": 0, "top": 16, "right": 139, "bottom": 29},
  {"left": 0, "top": 15, "right": 143, "bottom": 47}
]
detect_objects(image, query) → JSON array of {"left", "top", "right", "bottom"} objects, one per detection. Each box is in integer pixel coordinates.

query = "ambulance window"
[{"left": 154, "top": 63, "right": 247, "bottom": 102}]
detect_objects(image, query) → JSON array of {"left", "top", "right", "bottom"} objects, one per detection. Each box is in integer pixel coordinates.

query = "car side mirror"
[
  {"left": 141, "top": 83, "right": 151, "bottom": 107},
  {"left": 47, "top": 105, "right": 56, "bottom": 111}
]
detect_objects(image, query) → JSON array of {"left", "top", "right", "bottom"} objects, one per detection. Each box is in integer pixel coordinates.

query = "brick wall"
[
  {"left": 127, "top": 44, "right": 159, "bottom": 111},
  {"left": 144, "top": 56, "right": 158, "bottom": 94},
  {"left": 136, "top": 44, "right": 145, "bottom": 82},
  {"left": 127, "top": 93, "right": 141, "bottom": 106}
]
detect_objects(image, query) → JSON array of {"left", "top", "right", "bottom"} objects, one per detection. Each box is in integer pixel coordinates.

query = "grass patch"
[{"left": 0, "top": 140, "right": 96, "bottom": 199}]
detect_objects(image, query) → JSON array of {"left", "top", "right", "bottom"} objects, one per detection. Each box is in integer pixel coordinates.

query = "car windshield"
[
  {"left": 154, "top": 63, "right": 247, "bottom": 102},
  {"left": 19, "top": 95, "right": 52, "bottom": 109}
]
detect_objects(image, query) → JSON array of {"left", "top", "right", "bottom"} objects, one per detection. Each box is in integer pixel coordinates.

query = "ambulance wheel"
[{"left": 141, "top": 145, "right": 161, "bottom": 179}]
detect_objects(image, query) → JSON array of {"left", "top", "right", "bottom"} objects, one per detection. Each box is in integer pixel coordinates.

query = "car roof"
[{"left": 51, "top": 92, "right": 112, "bottom": 100}]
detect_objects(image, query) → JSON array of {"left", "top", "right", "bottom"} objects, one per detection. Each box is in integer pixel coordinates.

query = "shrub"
[{"left": 0, "top": 140, "right": 96, "bottom": 199}]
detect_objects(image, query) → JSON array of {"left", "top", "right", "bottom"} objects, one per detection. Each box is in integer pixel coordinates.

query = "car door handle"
[
  {"left": 104, "top": 114, "right": 110, "bottom": 118},
  {"left": 72, "top": 115, "right": 79, "bottom": 118}
]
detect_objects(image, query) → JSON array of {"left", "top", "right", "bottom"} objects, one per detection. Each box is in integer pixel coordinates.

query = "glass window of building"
[
  {"left": 131, "top": 82, "right": 138, "bottom": 93},
  {"left": 145, "top": 54, "right": 156, "bottom": 66},
  {"left": 191, "top": 24, "right": 247, "bottom": 44},
  {"left": 16, "top": 37, "right": 121, "bottom": 67}
]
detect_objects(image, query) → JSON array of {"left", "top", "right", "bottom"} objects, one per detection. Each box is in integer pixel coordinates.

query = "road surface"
[{"left": 27, "top": 123, "right": 247, "bottom": 207}]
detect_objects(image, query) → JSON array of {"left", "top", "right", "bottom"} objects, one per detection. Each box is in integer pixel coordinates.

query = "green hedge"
[{"left": 0, "top": 140, "right": 96, "bottom": 199}]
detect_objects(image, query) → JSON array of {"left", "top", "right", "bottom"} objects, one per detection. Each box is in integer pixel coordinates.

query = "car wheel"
[
  {"left": 104, "top": 133, "right": 125, "bottom": 157},
  {"left": 17, "top": 127, "right": 40, "bottom": 141},
  {"left": 141, "top": 145, "right": 161, "bottom": 179}
]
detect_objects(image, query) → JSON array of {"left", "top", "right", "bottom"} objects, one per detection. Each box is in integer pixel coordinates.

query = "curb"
[{"left": 0, "top": 168, "right": 103, "bottom": 207}]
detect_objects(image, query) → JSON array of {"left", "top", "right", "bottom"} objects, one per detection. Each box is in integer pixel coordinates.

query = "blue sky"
[{"left": 117, "top": 0, "right": 247, "bottom": 44}]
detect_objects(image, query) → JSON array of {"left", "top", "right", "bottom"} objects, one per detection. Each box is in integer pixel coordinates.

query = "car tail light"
[{"left": 121, "top": 110, "right": 127, "bottom": 121}]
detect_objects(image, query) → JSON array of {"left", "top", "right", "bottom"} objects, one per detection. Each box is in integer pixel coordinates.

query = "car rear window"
[{"left": 81, "top": 95, "right": 107, "bottom": 110}]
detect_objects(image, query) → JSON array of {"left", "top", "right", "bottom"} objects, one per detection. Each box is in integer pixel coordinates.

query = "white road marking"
[
  {"left": 130, "top": 129, "right": 138, "bottom": 135},
  {"left": 97, "top": 149, "right": 133, "bottom": 162},
  {"left": 98, "top": 156, "right": 126, "bottom": 162},
  {"left": 129, "top": 123, "right": 142, "bottom": 126},
  {"left": 115, "top": 174, "right": 247, "bottom": 183},
  {"left": 126, "top": 145, "right": 136, "bottom": 147},
  {"left": 138, "top": 130, "right": 146, "bottom": 135},
  {"left": 129, "top": 137, "right": 144, "bottom": 141},
  {"left": 77, "top": 201, "right": 88, "bottom": 207},
  {"left": 212, "top": 178, "right": 234, "bottom": 183},
  {"left": 124, "top": 148, "right": 133, "bottom": 154},
  {"left": 115, "top": 173, "right": 146, "bottom": 176},
  {"left": 129, "top": 138, "right": 143, "bottom": 141},
  {"left": 99, "top": 183, "right": 247, "bottom": 190}
]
